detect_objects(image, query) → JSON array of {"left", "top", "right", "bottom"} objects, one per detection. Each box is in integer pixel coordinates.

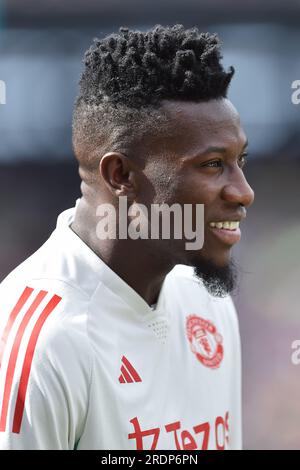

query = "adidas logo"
[{"left": 119, "top": 355, "right": 142, "bottom": 383}]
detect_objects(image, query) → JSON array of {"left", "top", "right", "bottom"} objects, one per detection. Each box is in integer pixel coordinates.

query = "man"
[{"left": 0, "top": 24, "right": 254, "bottom": 450}]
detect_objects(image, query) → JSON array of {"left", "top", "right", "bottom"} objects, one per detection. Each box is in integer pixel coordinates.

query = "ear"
[{"left": 99, "top": 152, "right": 138, "bottom": 199}]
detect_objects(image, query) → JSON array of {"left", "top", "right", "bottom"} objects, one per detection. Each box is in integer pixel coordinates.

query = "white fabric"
[{"left": 0, "top": 203, "right": 242, "bottom": 450}]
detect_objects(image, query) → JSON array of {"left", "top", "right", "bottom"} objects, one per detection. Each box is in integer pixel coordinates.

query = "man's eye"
[
  {"left": 202, "top": 160, "right": 222, "bottom": 168},
  {"left": 239, "top": 152, "right": 248, "bottom": 168}
]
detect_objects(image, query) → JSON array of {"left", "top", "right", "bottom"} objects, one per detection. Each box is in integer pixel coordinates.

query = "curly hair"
[{"left": 72, "top": 24, "right": 234, "bottom": 177}]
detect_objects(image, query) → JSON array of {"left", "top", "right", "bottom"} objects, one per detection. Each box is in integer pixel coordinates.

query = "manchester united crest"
[{"left": 186, "top": 315, "right": 224, "bottom": 369}]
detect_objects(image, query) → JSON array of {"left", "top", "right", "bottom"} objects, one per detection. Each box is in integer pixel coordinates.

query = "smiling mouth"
[
  {"left": 208, "top": 220, "right": 241, "bottom": 245},
  {"left": 209, "top": 221, "right": 239, "bottom": 231}
]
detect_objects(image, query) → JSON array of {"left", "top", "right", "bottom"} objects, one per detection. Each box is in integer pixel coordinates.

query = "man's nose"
[{"left": 221, "top": 168, "right": 255, "bottom": 208}]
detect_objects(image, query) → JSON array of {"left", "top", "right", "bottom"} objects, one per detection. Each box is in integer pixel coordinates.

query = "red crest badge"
[{"left": 186, "top": 315, "right": 223, "bottom": 369}]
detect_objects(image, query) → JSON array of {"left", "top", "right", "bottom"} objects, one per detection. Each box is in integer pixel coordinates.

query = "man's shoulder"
[
  {"left": 1, "top": 208, "right": 101, "bottom": 303},
  {"left": 0, "top": 274, "right": 93, "bottom": 369}
]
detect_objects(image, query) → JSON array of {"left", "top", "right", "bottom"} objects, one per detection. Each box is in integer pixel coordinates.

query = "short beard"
[{"left": 193, "top": 258, "right": 238, "bottom": 298}]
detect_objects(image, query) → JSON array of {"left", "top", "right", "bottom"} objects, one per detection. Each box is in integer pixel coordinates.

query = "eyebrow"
[{"left": 198, "top": 139, "right": 249, "bottom": 156}]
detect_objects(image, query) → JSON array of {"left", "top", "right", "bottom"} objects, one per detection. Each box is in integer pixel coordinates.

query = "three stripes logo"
[
  {"left": 0, "top": 286, "right": 61, "bottom": 434},
  {"left": 119, "top": 355, "right": 142, "bottom": 384}
]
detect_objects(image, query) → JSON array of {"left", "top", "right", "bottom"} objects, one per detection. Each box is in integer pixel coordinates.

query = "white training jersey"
[{"left": 0, "top": 204, "right": 242, "bottom": 450}]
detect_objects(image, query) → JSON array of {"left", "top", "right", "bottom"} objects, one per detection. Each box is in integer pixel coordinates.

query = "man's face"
[{"left": 138, "top": 98, "right": 254, "bottom": 295}]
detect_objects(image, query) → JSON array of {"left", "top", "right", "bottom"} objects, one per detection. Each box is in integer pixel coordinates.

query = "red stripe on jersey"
[
  {"left": 0, "top": 287, "right": 34, "bottom": 367},
  {"left": 12, "top": 294, "right": 61, "bottom": 434},
  {"left": 121, "top": 364, "right": 134, "bottom": 383},
  {"left": 0, "top": 290, "right": 47, "bottom": 432},
  {"left": 122, "top": 356, "right": 142, "bottom": 382}
]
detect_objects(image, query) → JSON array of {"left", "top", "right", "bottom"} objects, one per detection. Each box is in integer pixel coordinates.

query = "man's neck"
[{"left": 71, "top": 198, "right": 174, "bottom": 306}]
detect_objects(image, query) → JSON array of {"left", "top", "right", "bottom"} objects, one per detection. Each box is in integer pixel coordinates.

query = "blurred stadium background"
[{"left": 0, "top": 0, "right": 300, "bottom": 449}]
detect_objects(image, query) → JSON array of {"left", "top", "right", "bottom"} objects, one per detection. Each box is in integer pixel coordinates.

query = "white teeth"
[
  {"left": 209, "top": 221, "right": 240, "bottom": 230},
  {"left": 230, "top": 221, "right": 239, "bottom": 230}
]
